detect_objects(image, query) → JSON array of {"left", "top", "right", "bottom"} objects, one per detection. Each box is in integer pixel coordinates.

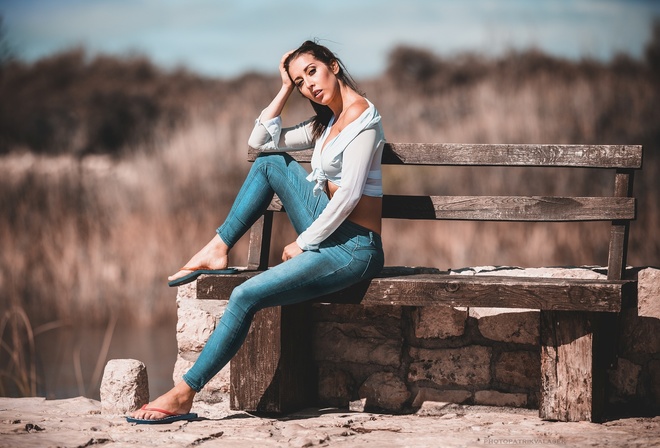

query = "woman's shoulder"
[
  {"left": 344, "top": 97, "right": 370, "bottom": 121},
  {"left": 337, "top": 97, "right": 370, "bottom": 130}
]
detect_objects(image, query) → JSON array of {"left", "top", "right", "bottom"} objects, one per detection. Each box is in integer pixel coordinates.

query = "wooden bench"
[{"left": 194, "top": 142, "right": 642, "bottom": 422}]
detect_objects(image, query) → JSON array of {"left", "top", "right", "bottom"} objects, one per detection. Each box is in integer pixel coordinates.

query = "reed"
[{"left": 0, "top": 44, "right": 658, "bottom": 334}]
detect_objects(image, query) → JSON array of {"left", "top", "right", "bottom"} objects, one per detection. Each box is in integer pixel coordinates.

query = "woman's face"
[{"left": 287, "top": 53, "right": 339, "bottom": 105}]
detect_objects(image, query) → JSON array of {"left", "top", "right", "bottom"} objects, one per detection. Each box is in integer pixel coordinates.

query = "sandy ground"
[{"left": 0, "top": 397, "right": 658, "bottom": 448}]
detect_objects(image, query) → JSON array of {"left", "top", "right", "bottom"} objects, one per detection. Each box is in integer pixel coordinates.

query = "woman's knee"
[
  {"left": 253, "top": 152, "right": 293, "bottom": 170},
  {"left": 226, "top": 283, "right": 260, "bottom": 318}
]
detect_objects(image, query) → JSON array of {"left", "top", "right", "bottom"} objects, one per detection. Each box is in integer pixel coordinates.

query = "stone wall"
[{"left": 174, "top": 266, "right": 660, "bottom": 416}]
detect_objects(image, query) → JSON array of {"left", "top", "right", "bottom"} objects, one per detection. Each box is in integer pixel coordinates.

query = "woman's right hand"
[{"left": 279, "top": 50, "right": 295, "bottom": 90}]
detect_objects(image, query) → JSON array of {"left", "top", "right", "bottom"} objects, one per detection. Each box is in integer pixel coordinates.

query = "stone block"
[
  {"left": 313, "top": 322, "right": 402, "bottom": 367},
  {"left": 312, "top": 303, "right": 402, "bottom": 323},
  {"left": 408, "top": 346, "right": 491, "bottom": 387},
  {"left": 318, "top": 366, "right": 355, "bottom": 407},
  {"left": 176, "top": 298, "right": 227, "bottom": 354},
  {"left": 638, "top": 268, "right": 660, "bottom": 319},
  {"left": 415, "top": 401, "right": 465, "bottom": 416},
  {"left": 412, "top": 388, "right": 471, "bottom": 407},
  {"left": 349, "top": 398, "right": 367, "bottom": 412},
  {"left": 648, "top": 360, "right": 660, "bottom": 406},
  {"left": 620, "top": 308, "right": 660, "bottom": 355},
  {"left": 100, "top": 359, "right": 149, "bottom": 415},
  {"left": 358, "top": 372, "right": 410, "bottom": 412},
  {"left": 412, "top": 306, "right": 467, "bottom": 339},
  {"left": 474, "top": 390, "right": 527, "bottom": 407},
  {"left": 494, "top": 351, "right": 540, "bottom": 389},
  {"left": 607, "top": 357, "right": 641, "bottom": 399},
  {"left": 470, "top": 308, "right": 539, "bottom": 345}
]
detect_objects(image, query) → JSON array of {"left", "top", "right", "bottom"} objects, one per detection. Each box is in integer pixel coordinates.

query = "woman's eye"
[{"left": 309, "top": 68, "right": 316, "bottom": 75}]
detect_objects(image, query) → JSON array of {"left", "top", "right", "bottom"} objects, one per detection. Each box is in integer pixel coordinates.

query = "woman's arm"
[
  {"left": 260, "top": 51, "right": 295, "bottom": 121},
  {"left": 248, "top": 51, "right": 315, "bottom": 152}
]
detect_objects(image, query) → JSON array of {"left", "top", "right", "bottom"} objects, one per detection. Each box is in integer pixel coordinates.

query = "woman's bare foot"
[
  {"left": 168, "top": 234, "right": 230, "bottom": 283},
  {"left": 130, "top": 381, "right": 196, "bottom": 421}
]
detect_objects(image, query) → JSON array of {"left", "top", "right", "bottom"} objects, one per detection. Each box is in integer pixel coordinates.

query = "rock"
[
  {"left": 100, "top": 359, "right": 149, "bottom": 415},
  {"left": 469, "top": 308, "right": 539, "bottom": 345},
  {"left": 412, "top": 388, "right": 471, "bottom": 408},
  {"left": 494, "top": 351, "right": 540, "bottom": 389},
  {"left": 620, "top": 307, "right": 660, "bottom": 355},
  {"left": 415, "top": 401, "right": 465, "bottom": 416},
  {"left": 349, "top": 398, "right": 367, "bottom": 412},
  {"left": 412, "top": 306, "right": 467, "bottom": 339},
  {"left": 608, "top": 357, "right": 641, "bottom": 399},
  {"left": 318, "top": 366, "right": 354, "bottom": 407},
  {"left": 474, "top": 390, "right": 527, "bottom": 407},
  {"left": 408, "top": 346, "right": 491, "bottom": 387},
  {"left": 648, "top": 360, "right": 660, "bottom": 407},
  {"left": 313, "top": 322, "right": 402, "bottom": 367},
  {"left": 358, "top": 372, "right": 410, "bottom": 412},
  {"left": 176, "top": 297, "right": 228, "bottom": 354},
  {"left": 638, "top": 268, "right": 660, "bottom": 319}
]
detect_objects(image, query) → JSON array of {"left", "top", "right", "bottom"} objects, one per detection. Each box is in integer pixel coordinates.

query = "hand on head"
[{"left": 280, "top": 50, "right": 295, "bottom": 90}]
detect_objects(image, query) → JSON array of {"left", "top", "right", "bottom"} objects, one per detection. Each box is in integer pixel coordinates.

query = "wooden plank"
[
  {"left": 268, "top": 195, "right": 635, "bottom": 222},
  {"left": 266, "top": 195, "right": 635, "bottom": 222},
  {"left": 539, "top": 311, "right": 606, "bottom": 422},
  {"left": 323, "top": 275, "right": 626, "bottom": 312},
  {"left": 230, "top": 303, "right": 314, "bottom": 413},
  {"left": 249, "top": 144, "right": 643, "bottom": 168},
  {"left": 246, "top": 212, "right": 273, "bottom": 270},
  {"left": 230, "top": 307, "right": 281, "bottom": 412},
  {"left": 198, "top": 272, "right": 630, "bottom": 312},
  {"left": 608, "top": 170, "right": 635, "bottom": 280},
  {"left": 383, "top": 195, "right": 636, "bottom": 222}
]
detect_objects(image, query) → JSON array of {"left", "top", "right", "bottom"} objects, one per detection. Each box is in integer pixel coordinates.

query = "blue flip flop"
[
  {"left": 168, "top": 267, "right": 238, "bottom": 287},
  {"left": 126, "top": 406, "right": 198, "bottom": 425}
]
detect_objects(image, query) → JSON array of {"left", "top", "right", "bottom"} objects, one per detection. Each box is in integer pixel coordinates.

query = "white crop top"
[{"left": 247, "top": 99, "right": 385, "bottom": 251}]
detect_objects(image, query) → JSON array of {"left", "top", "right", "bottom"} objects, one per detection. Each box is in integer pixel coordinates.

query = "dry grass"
[{"left": 0, "top": 44, "right": 658, "bottom": 381}]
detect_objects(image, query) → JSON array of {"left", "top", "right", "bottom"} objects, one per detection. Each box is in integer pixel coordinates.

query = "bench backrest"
[{"left": 246, "top": 144, "right": 642, "bottom": 280}]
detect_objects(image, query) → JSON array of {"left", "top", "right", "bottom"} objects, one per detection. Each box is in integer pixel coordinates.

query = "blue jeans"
[{"left": 182, "top": 153, "right": 384, "bottom": 392}]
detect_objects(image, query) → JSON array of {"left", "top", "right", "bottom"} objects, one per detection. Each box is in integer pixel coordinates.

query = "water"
[{"left": 32, "top": 322, "right": 178, "bottom": 401}]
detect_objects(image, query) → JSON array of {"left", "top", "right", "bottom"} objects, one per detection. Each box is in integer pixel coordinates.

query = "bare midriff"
[{"left": 326, "top": 181, "right": 382, "bottom": 235}]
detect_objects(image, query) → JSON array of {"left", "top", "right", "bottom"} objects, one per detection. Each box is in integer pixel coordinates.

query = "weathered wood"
[
  {"left": 246, "top": 212, "right": 273, "bottom": 270},
  {"left": 249, "top": 143, "right": 643, "bottom": 168},
  {"left": 268, "top": 195, "right": 636, "bottom": 222},
  {"left": 382, "top": 195, "right": 635, "bottom": 222},
  {"left": 608, "top": 170, "right": 635, "bottom": 280},
  {"left": 198, "top": 271, "right": 633, "bottom": 312},
  {"left": 327, "top": 275, "right": 628, "bottom": 312},
  {"left": 230, "top": 303, "right": 314, "bottom": 413},
  {"left": 540, "top": 311, "right": 606, "bottom": 422}
]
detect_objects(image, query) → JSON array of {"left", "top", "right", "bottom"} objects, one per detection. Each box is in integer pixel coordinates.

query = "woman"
[{"left": 128, "top": 40, "right": 385, "bottom": 424}]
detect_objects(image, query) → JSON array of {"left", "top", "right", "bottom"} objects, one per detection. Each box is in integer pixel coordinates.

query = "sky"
[{"left": 2, "top": 0, "right": 660, "bottom": 79}]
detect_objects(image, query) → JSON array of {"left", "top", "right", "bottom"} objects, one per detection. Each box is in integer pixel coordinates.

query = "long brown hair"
[{"left": 284, "top": 40, "right": 363, "bottom": 140}]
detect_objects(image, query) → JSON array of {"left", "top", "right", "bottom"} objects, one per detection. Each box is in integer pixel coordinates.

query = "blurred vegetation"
[{"left": 0, "top": 20, "right": 659, "bottom": 335}]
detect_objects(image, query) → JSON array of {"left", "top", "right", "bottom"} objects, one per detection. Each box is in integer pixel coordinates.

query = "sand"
[{"left": 1, "top": 397, "right": 658, "bottom": 447}]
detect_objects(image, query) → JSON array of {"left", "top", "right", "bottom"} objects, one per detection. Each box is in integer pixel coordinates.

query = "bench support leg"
[
  {"left": 539, "top": 311, "right": 607, "bottom": 422},
  {"left": 230, "top": 302, "right": 315, "bottom": 413}
]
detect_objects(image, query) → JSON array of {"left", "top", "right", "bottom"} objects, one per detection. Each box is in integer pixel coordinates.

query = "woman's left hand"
[{"left": 282, "top": 241, "right": 303, "bottom": 261}]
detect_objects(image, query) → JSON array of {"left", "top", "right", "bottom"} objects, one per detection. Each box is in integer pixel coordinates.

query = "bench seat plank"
[{"left": 196, "top": 270, "right": 634, "bottom": 312}]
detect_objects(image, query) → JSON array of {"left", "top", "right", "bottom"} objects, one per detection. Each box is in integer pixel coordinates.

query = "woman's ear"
[{"left": 331, "top": 60, "right": 340, "bottom": 75}]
